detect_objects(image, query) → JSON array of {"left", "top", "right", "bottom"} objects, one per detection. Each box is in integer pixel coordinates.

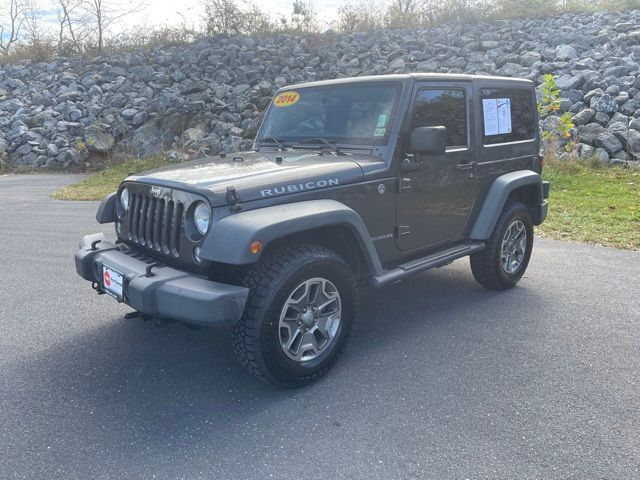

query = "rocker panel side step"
[{"left": 370, "top": 242, "right": 485, "bottom": 288}]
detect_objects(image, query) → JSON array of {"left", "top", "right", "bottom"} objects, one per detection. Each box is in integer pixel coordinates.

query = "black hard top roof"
[{"left": 284, "top": 73, "right": 534, "bottom": 90}]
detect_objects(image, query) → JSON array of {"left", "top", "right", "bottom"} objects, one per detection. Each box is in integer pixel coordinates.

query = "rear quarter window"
[{"left": 480, "top": 88, "right": 536, "bottom": 145}]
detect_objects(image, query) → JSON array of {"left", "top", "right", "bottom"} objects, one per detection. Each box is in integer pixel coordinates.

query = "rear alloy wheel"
[
  {"left": 232, "top": 244, "right": 356, "bottom": 387},
  {"left": 500, "top": 220, "right": 527, "bottom": 275},
  {"left": 470, "top": 201, "right": 533, "bottom": 290}
]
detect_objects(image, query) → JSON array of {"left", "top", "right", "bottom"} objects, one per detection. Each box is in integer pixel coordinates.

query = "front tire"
[
  {"left": 470, "top": 201, "right": 534, "bottom": 290},
  {"left": 231, "top": 244, "right": 357, "bottom": 387}
]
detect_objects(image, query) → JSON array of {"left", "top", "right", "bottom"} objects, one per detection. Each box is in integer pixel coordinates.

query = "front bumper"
[{"left": 74, "top": 233, "right": 249, "bottom": 326}]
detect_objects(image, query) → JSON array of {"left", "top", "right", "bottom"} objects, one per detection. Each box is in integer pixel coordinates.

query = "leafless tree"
[
  {"left": 203, "top": 0, "right": 246, "bottom": 35},
  {"left": 336, "top": 1, "right": 385, "bottom": 32},
  {"left": 202, "top": 0, "right": 277, "bottom": 35},
  {"left": 54, "top": 0, "right": 89, "bottom": 53},
  {"left": 0, "top": 0, "right": 28, "bottom": 56},
  {"left": 80, "top": 0, "right": 149, "bottom": 52},
  {"left": 290, "top": 0, "right": 317, "bottom": 32}
]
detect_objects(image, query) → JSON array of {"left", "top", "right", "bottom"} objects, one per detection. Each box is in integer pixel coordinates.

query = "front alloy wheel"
[
  {"left": 279, "top": 278, "right": 342, "bottom": 363},
  {"left": 232, "top": 243, "right": 356, "bottom": 387}
]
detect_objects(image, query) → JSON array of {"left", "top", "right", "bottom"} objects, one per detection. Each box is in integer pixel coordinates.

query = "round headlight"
[
  {"left": 120, "top": 187, "right": 129, "bottom": 212},
  {"left": 194, "top": 202, "right": 211, "bottom": 236}
]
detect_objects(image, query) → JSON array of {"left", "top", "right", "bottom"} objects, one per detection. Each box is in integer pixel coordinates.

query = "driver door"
[{"left": 395, "top": 83, "right": 477, "bottom": 251}]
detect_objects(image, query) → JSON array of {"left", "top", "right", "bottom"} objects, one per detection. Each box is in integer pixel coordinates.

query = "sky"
[{"left": 1, "top": 0, "right": 345, "bottom": 40}]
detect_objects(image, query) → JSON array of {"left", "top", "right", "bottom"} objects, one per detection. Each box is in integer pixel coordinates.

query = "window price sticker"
[{"left": 483, "top": 98, "right": 512, "bottom": 135}]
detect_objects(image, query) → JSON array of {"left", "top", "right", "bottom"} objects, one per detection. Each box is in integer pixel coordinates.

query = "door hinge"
[
  {"left": 398, "top": 177, "right": 412, "bottom": 192},
  {"left": 395, "top": 225, "right": 411, "bottom": 237}
]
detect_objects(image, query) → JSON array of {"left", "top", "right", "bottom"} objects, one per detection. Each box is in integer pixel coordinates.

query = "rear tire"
[
  {"left": 470, "top": 201, "right": 533, "bottom": 290},
  {"left": 231, "top": 243, "right": 357, "bottom": 387}
]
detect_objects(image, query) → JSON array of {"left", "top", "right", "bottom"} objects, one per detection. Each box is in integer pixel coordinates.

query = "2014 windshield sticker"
[{"left": 274, "top": 91, "right": 300, "bottom": 107}]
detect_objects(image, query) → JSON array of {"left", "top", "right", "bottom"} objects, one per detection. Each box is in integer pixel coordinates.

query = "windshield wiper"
[
  {"left": 299, "top": 137, "right": 345, "bottom": 156},
  {"left": 258, "top": 136, "right": 288, "bottom": 151}
]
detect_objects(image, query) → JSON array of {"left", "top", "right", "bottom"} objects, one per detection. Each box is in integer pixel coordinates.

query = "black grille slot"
[{"left": 126, "top": 191, "right": 183, "bottom": 257}]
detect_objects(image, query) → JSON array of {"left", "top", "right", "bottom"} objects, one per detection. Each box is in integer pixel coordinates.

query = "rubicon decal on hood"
[{"left": 261, "top": 178, "right": 339, "bottom": 197}]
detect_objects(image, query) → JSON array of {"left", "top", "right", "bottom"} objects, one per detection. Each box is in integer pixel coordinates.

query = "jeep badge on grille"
[{"left": 150, "top": 186, "right": 162, "bottom": 197}]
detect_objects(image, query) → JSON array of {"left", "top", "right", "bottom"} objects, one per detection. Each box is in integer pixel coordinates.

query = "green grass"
[
  {"left": 52, "top": 155, "right": 640, "bottom": 251},
  {"left": 539, "top": 161, "right": 640, "bottom": 250},
  {"left": 51, "top": 156, "right": 172, "bottom": 201}
]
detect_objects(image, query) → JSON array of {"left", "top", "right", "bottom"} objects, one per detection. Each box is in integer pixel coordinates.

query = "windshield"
[{"left": 257, "top": 82, "right": 402, "bottom": 146}]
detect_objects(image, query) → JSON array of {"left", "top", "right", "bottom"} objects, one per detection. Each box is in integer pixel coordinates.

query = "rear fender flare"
[{"left": 470, "top": 170, "right": 543, "bottom": 240}]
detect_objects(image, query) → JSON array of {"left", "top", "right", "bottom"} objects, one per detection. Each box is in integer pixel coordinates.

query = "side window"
[
  {"left": 411, "top": 88, "right": 467, "bottom": 147},
  {"left": 481, "top": 88, "right": 536, "bottom": 145}
]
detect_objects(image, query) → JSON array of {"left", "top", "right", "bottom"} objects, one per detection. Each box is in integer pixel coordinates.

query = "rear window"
[{"left": 480, "top": 88, "right": 536, "bottom": 145}]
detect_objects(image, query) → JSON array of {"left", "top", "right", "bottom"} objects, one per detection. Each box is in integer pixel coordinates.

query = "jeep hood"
[{"left": 128, "top": 150, "right": 388, "bottom": 206}]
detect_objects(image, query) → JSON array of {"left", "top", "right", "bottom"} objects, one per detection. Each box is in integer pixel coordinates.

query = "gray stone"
[
  {"left": 521, "top": 51, "right": 541, "bottom": 67},
  {"left": 556, "top": 44, "right": 578, "bottom": 60},
  {"left": 590, "top": 94, "right": 618, "bottom": 114},
  {"left": 572, "top": 108, "right": 595, "bottom": 126},
  {"left": 121, "top": 108, "right": 138, "bottom": 120},
  {"left": 594, "top": 147, "right": 610, "bottom": 165},
  {"left": 620, "top": 98, "right": 640, "bottom": 116},
  {"left": 621, "top": 129, "right": 640, "bottom": 158},
  {"left": 578, "top": 143, "right": 594, "bottom": 158},
  {"left": 614, "top": 22, "right": 636, "bottom": 32},
  {"left": 181, "top": 126, "right": 207, "bottom": 145},
  {"left": 577, "top": 123, "right": 605, "bottom": 144},
  {"left": 594, "top": 132, "right": 623, "bottom": 155},
  {"left": 594, "top": 112, "right": 611, "bottom": 126},
  {"left": 233, "top": 84, "right": 251, "bottom": 95},
  {"left": 15, "top": 144, "right": 32, "bottom": 156},
  {"left": 46, "top": 143, "right": 59, "bottom": 157},
  {"left": 84, "top": 125, "right": 115, "bottom": 153},
  {"left": 388, "top": 57, "right": 405, "bottom": 69},
  {"left": 556, "top": 76, "right": 582, "bottom": 90}
]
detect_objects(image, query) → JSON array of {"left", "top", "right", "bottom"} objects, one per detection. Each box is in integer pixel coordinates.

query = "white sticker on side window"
[
  {"left": 376, "top": 113, "right": 388, "bottom": 128},
  {"left": 483, "top": 98, "right": 512, "bottom": 135}
]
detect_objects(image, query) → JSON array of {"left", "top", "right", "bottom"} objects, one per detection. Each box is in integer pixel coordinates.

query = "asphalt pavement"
[{"left": 1, "top": 174, "right": 639, "bottom": 479}]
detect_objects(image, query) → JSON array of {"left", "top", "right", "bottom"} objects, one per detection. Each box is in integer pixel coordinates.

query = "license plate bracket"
[{"left": 102, "top": 265, "right": 124, "bottom": 300}]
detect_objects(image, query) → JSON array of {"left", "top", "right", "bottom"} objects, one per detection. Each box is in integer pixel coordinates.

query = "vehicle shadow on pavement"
[{"left": 10, "top": 261, "right": 546, "bottom": 456}]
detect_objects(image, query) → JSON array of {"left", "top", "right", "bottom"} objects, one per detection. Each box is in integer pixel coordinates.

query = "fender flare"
[
  {"left": 470, "top": 170, "right": 543, "bottom": 240},
  {"left": 96, "top": 192, "right": 116, "bottom": 224},
  {"left": 200, "top": 199, "right": 384, "bottom": 275}
]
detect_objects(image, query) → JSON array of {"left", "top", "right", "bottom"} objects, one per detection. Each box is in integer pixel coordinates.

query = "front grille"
[{"left": 127, "top": 192, "right": 184, "bottom": 256}]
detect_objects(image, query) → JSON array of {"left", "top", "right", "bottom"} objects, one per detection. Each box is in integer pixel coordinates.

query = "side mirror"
[{"left": 409, "top": 126, "right": 447, "bottom": 155}]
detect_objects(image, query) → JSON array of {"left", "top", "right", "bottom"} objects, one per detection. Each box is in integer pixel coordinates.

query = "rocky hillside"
[{"left": 2, "top": 9, "right": 640, "bottom": 169}]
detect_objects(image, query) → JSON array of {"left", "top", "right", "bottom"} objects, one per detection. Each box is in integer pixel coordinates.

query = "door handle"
[{"left": 456, "top": 161, "right": 477, "bottom": 171}]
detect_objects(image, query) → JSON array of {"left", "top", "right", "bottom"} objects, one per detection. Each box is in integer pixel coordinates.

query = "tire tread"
[
  {"left": 231, "top": 243, "right": 356, "bottom": 387},
  {"left": 470, "top": 201, "right": 532, "bottom": 290}
]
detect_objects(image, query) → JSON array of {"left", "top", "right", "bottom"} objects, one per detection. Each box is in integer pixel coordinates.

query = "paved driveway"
[{"left": 1, "top": 174, "right": 639, "bottom": 479}]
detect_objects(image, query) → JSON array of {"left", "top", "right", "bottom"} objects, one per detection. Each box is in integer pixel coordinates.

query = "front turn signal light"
[{"left": 249, "top": 241, "right": 262, "bottom": 255}]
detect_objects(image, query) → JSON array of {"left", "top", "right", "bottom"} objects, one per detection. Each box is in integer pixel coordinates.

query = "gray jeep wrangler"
[{"left": 75, "top": 74, "right": 549, "bottom": 387}]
